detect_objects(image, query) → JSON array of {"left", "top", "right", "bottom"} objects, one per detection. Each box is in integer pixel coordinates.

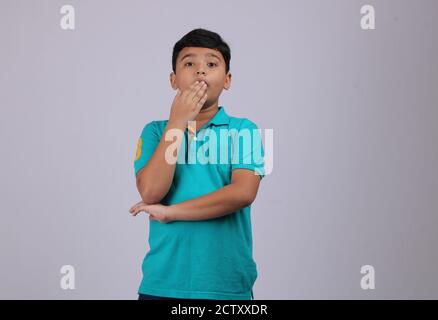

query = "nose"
[{"left": 196, "top": 70, "right": 206, "bottom": 75}]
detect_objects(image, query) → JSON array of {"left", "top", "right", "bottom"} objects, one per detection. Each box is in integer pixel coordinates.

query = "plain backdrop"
[{"left": 0, "top": 0, "right": 437, "bottom": 299}]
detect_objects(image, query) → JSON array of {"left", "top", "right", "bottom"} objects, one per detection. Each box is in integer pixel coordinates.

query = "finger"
[
  {"left": 131, "top": 205, "right": 149, "bottom": 216},
  {"left": 129, "top": 202, "right": 140, "bottom": 212},
  {"left": 130, "top": 200, "right": 145, "bottom": 213},
  {"left": 195, "top": 92, "right": 208, "bottom": 111},
  {"left": 130, "top": 207, "right": 140, "bottom": 216},
  {"left": 129, "top": 200, "right": 144, "bottom": 213},
  {"left": 191, "top": 82, "right": 207, "bottom": 103},
  {"left": 187, "top": 81, "right": 205, "bottom": 101},
  {"left": 132, "top": 209, "right": 144, "bottom": 217},
  {"left": 180, "top": 81, "right": 199, "bottom": 99}
]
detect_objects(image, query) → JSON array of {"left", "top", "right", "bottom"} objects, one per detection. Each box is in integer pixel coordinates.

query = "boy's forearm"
[
  {"left": 167, "top": 183, "right": 252, "bottom": 221},
  {"left": 137, "top": 120, "right": 186, "bottom": 203}
]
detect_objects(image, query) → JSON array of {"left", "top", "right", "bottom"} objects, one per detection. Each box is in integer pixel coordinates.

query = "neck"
[{"left": 195, "top": 101, "right": 219, "bottom": 122}]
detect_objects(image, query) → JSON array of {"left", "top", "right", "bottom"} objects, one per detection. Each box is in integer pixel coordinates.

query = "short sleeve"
[
  {"left": 134, "top": 121, "right": 160, "bottom": 177},
  {"left": 230, "top": 119, "right": 265, "bottom": 179}
]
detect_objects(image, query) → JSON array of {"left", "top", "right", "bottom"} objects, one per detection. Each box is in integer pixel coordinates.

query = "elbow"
[
  {"left": 239, "top": 191, "right": 256, "bottom": 207},
  {"left": 140, "top": 189, "right": 164, "bottom": 204},
  {"left": 136, "top": 174, "right": 165, "bottom": 204},
  {"left": 243, "top": 197, "right": 255, "bottom": 207},
  {"left": 231, "top": 184, "right": 257, "bottom": 208}
]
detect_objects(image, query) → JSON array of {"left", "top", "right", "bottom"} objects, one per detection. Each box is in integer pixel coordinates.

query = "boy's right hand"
[{"left": 168, "top": 81, "right": 208, "bottom": 126}]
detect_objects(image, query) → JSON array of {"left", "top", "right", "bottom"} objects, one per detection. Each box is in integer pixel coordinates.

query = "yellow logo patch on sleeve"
[{"left": 135, "top": 137, "right": 142, "bottom": 161}]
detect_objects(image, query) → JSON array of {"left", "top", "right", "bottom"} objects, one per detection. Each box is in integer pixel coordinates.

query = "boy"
[{"left": 129, "top": 28, "right": 265, "bottom": 300}]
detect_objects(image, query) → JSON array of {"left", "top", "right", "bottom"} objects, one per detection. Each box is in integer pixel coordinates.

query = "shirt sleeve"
[
  {"left": 230, "top": 119, "right": 265, "bottom": 179},
  {"left": 134, "top": 121, "right": 160, "bottom": 177}
]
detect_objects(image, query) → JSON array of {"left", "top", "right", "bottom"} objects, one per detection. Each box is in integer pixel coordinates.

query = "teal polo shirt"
[{"left": 133, "top": 106, "right": 265, "bottom": 300}]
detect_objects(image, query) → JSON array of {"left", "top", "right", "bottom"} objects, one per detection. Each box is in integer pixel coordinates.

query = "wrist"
[
  {"left": 167, "top": 119, "right": 187, "bottom": 130},
  {"left": 166, "top": 204, "right": 179, "bottom": 222}
]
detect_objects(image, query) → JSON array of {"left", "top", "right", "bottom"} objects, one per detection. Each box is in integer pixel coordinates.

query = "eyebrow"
[{"left": 180, "top": 53, "right": 221, "bottom": 62}]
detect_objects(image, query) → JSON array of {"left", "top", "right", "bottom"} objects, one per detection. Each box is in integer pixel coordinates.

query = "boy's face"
[{"left": 170, "top": 47, "right": 231, "bottom": 109}]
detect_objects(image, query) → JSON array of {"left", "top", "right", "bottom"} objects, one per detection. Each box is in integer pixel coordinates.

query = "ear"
[
  {"left": 170, "top": 72, "right": 178, "bottom": 90},
  {"left": 223, "top": 72, "right": 232, "bottom": 90}
]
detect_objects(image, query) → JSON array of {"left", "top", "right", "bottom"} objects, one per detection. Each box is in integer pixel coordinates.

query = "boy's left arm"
[
  {"left": 129, "top": 169, "right": 261, "bottom": 222},
  {"left": 170, "top": 168, "right": 261, "bottom": 221}
]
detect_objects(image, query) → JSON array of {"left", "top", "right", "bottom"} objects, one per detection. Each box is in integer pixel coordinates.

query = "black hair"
[{"left": 172, "top": 28, "right": 231, "bottom": 74}]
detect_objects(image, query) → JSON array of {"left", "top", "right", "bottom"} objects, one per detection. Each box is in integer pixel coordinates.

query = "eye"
[
  {"left": 207, "top": 62, "right": 218, "bottom": 68},
  {"left": 184, "top": 62, "right": 193, "bottom": 67}
]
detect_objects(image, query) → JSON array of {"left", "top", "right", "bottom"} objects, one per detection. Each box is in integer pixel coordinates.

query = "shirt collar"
[{"left": 208, "top": 106, "right": 230, "bottom": 126}]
